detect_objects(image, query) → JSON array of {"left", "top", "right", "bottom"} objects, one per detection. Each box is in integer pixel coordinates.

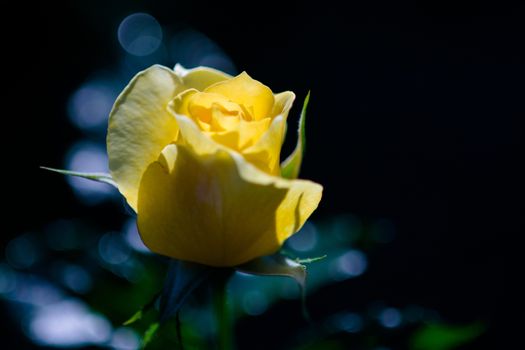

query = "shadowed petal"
[
  {"left": 137, "top": 144, "right": 322, "bottom": 266},
  {"left": 107, "top": 65, "right": 183, "bottom": 210}
]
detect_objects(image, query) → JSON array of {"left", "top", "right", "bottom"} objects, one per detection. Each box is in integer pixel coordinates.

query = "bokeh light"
[
  {"left": 327, "top": 311, "right": 364, "bottom": 333},
  {"left": 109, "top": 327, "right": 140, "bottom": 350},
  {"left": 28, "top": 300, "right": 112, "bottom": 347},
  {"left": 57, "top": 263, "right": 93, "bottom": 294},
  {"left": 67, "top": 79, "right": 118, "bottom": 133},
  {"left": 118, "top": 13, "right": 163, "bottom": 56},
  {"left": 379, "top": 307, "right": 402, "bottom": 328},
  {"left": 242, "top": 290, "right": 269, "bottom": 316},
  {"left": 5, "top": 233, "right": 40, "bottom": 269},
  {"left": 330, "top": 249, "right": 368, "bottom": 280},
  {"left": 98, "top": 232, "right": 131, "bottom": 265}
]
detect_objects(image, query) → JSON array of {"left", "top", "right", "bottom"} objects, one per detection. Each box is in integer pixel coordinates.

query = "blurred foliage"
[
  {"left": 410, "top": 322, "right": 485, "bottom": 350},
  {"left": 1, "top": 213, "right": 484, "bottom": 349}
]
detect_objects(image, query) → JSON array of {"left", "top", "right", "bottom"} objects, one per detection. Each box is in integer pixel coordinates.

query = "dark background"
[{"left": 3, "top": 0, "right": 522, "bottom": 348}]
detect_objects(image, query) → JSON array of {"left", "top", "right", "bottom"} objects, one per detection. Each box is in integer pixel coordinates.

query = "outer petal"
[
  {"left": 137, "top": 144, "right": 323, "bottom": 267},
  {"left": 107, "top": 65, "right": 183, "bottom": 210},
  {"left": 174, "top": 64, "right": 232, "bottom": 91},
  {"left": 271, "top": 91, "right": 296, "bottom": 119}
]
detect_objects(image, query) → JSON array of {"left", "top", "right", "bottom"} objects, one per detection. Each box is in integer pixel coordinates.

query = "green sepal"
[
  {"left": 40, "top": 166, "right": 117, "bottom": 188},
  {"left": 159, "top": 260, "right": 211, "bottom": 323},
  {"left": 237, "top": 254, "right": 306, "bottom": 288},
  {"left": 236, "top": 253, "right": 309, "bottom": 319},
  {"left": 295, "top": 255, "right": 327, "bottom": 264},
  {"left": 281, "top": 91, "right": 310, "bottom": 179}
]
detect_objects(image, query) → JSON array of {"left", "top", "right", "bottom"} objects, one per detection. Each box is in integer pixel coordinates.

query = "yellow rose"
[{"left": 107, "top": 64, "right": 322, "bottom": 267}]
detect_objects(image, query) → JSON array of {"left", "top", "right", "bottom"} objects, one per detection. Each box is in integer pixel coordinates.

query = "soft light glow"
[
  {"left": 118, "top": 13, "right": 162, "bottom": 56},
  {"left": 60, "top": 264, "right": 92, "bottom": 294},
  {"left": 5, "top": 234, "right": 39, "bottom": 269},
  {"left": 98, "top": 232, "right": 131, "bottom": 265},
  {"left": 110, "top": 327, "right": 140, "bottom": 350},
  {"left": 379, "top": 307, "right": 402, "bottom": 328},
  {"left": 3, "top": 274, "right": 63, "bottom": 306},
  {"left": 242, "top": 290, "right": 268, "bottom": 316},
  {"left": 68, "top": 80, "right": 117, "bottom": 132},
  {"left": 330, "top": 250, "right": 368, "bottom": 280},
  {"left": 28, "top": 300, "right": 112, "bottom": 347}
]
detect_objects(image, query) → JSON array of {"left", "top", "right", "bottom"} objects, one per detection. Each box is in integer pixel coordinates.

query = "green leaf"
[
  {"left": 123, "top": 310, "right": 144, "bottom": 326},
  {"left": 40, "top": 166, "right": 117, "bottom": 188},
  {"left": 281, "top": 91, "right": 310, "bottom": 179},
  {"left": 123, "top": 292, "right": 159, "bottom": 326},
  {"left": 410, "top": 322, "right": 485, "bottom": 350},
  {"left": 236, "top": 254, "right": 309, "bottom": 319},
  {"left": 141, "top": 322, "right": 160, "bottom": 349},
  {"left": 159, "top": 260, "right": 211, "bottom": 323}
]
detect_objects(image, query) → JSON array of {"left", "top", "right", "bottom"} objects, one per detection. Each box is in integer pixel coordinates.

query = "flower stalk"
[{"left": 213, "top": 271, "right": 234, "bottom": 350}]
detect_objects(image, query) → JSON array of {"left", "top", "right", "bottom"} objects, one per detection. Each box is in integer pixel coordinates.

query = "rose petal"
[
  {"left": 242, "top": 115, "right": 286, "bottom": 175},
  {"left": 242, "top": 91, "right": 295, "bottom": 174},
  {"left": 205, "top": 72, "right": 274, "bottom": 121},
  {"left": 174, "top": 64, "right": 232, "bottom": 91},
  {"left": 271, "top": 91, "right": 296, "bottom": 119},
  {"left": 171, "top": 108, "right": 289, "bottom": 176},
  {"left": 137, "top": 144, "right": 323, "bottom": 266},
  {"left": 107, "top": 65, "right": 183, "bottom": 210}
]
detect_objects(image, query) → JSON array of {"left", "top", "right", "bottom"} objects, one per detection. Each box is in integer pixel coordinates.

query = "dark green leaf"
[
  {"left": 410, "top": 322, "right": 485, "bottom": 350},
  {"left": 40, "top": 166, "right": 117, "bottom": 188},
  {"left": 159, "top": 260, "right": 211, "bottom": 323},
  {"left": 281, "top": 91, "right": 309, "bottom": 179}
]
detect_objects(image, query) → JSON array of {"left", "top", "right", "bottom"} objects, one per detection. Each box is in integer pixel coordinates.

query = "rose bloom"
[{"left": 107, "top": 65, "right": 322, "bottom": 266}]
